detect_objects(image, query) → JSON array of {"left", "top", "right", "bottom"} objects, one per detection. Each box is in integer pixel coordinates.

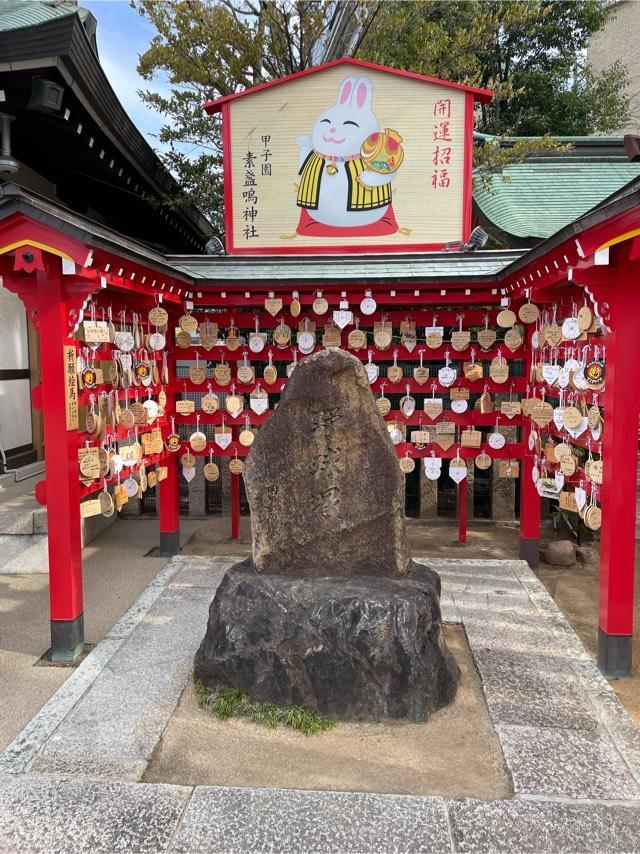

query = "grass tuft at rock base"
[{"left": 193, "top": 674, "right": 336, "bottom": 736}]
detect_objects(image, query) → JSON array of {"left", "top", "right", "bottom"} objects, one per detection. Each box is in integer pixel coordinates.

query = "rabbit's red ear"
[
  {"left": 339, "top": 78, "right": 353, "bottom": 104},
  {"left": 355, "top": 77, "right": 373, "bottom": 109}
]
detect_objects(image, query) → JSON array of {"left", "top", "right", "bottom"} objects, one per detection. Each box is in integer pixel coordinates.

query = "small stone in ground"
[{"left": 545, "top": 539, "right": 577, "bottom": 567}]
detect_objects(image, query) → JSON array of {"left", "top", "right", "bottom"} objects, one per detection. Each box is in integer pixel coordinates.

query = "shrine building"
[{"left": 1, "top": 36, "right": 639, "bottom": 681}]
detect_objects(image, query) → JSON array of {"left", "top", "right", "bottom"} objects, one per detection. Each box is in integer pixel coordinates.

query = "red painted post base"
[
  {"left": 519, "top": 537, "right": 540, "bottom": 570},
  {"left": 598, "top": 629, "right": 632, "bottom": 678},
  {"left": 50, "top": 614, "right": 84, "bottom": 663}
]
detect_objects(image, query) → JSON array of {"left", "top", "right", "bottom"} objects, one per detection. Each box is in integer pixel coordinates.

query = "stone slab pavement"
[{"left": 1, "top": 556, "right": 640, "bottom": 852}]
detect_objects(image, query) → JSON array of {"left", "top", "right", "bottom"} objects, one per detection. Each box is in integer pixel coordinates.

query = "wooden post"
[
  {"left": 37, "top": 263, "right": 84, "bottom": 662},
  {"left": 458, "top": 477, "right": 467, "bottom": 545},
  {"left": 598, "top": 251, "right": 640, "bottom": 677},
  {"left": 159, "top": 327, "right": 180, "bottom": 555}
]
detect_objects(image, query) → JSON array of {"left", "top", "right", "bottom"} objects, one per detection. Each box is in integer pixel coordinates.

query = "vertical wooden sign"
[{"left": 64, "top": 345, "right": 79, "bottom": 430}]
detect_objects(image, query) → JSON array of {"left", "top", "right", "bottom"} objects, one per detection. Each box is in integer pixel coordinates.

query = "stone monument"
[{"left": 195, "top": 349, "right": 460, "bottom": 721}]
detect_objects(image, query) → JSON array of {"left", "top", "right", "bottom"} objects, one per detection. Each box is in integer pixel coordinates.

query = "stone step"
[{"left": 0, "top": 533, "right": 48, "bottom": 573}]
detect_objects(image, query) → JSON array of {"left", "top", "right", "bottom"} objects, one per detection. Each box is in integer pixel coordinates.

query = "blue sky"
[{"left": 83, "top": 0, "right": 168, "bottom": 146}]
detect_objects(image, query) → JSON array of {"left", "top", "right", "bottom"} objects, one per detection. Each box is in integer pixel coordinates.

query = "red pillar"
[
  {"left": 519, "top": 322, "right": 540, "bottom": 568},
  {"left": 458, "top": 477, "right": 467, "bottom": 545},
  {"left": 37, "top": 264, "right": 84, "bottom": 661},
  {"left": 159, "top": 338, "right": 180, "bottom": 555},
  {"left": 598, "top": 252, "right": 640, "bottom": 677}
]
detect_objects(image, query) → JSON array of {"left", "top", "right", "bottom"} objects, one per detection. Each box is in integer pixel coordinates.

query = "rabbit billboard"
[{"left": 208, "top": 61, "right": 489, "bottom": 254}]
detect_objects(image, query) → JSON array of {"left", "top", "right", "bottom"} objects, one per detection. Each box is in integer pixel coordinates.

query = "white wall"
[{"left": 0, "top": 283, "right": 32, "bottom": 452}]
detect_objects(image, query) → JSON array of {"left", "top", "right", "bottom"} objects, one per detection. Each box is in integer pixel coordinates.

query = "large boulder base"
[
  {"left": 194, "top": 560, "right": 460, "bottom": 722},
  {"left": 244, "top": 348, "right": 411, "bottom": 578}
]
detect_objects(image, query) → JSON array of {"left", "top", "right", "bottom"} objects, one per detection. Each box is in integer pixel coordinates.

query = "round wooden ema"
[
  {"left": 139, "top": 467, "right": 148, "bottom": 493},
  {"left": 504, "top": 328, "right": 522, "bottom": 352},
  {"left": 229, "top": 458, "right": 245, "bottom": 475},
  {"left": 545, "top": 324, "right": 563, "bottom": 347},
  {"left": 190, "top": 431, "right": 207, "bottom": 452},
  {"left": 118, "top": 409, "right": 135, "bottom": 430},
  {"left": 451, "top": 330, "right": 470, "bottom": 352},
  {"left": 476, "top": 328, "right": 496, "bottom": 350},
  {"left": 99, "top": 447, "right": 110, "bottom": 478},
  {"left": 578, "top": 305, "right": 593, "bottom": 332},
  {"left": 237, "top": 365, "right": 255, "bottom": 385},
  {"left": 553, "top": 441, "right": 571, "bottom": 462},
  {"left": 387, "top": 365, "right": 403, "bottom": 384},
  {"left": 176, "top": 330, "right": 192, "bottom": 349},
  {"left": 99, "top": 491, "right": 114, "bottom": 517},
  {"left": 130, "top": 401, "right": 147, "bottom": 426},
  {"left": 560, "top": 455, "right": 577, "bottom": 477},
  {"left": 562, "top": 406, "right": 582, "bottom": 430},
  {"left": 376, "top": 397, "right": 391, "bottom": 416},
  {"left": 179, "top": 314, "right": 198, "bottom": 334},
  {"left": 489, "top": 358, "right": 509, "bottom": 384},
  {"left": 475, "top": 451, "right": 492, "bottom": 470},
  {"left": 202, "top": 394, "right": 219, "bottom": 414},
  {"left": 263, "top": 365, "right": 278, "bottom": 385},
  {"left": 518, "top": 303, "right": 540, "bottom": 324},
  {"left": 204, "top": 462, "right": 220, "bottom": 482},
  {"left": 312, "top": 297, "right": 329, "bottom": 315},
  {"left": 399, "top": 457, "right": 415, "bottom": 474},
  {"left": 189, "top": 365, "right": 206, "bottom": 385},
  {"left": 149, "top": 306, "right": 169, "bottom": 327},
  {"left": 108, "top": 361, "right": 120, "bottom": 386},
  {"left": 273, "top": 325, "right": 291, "bottom": 346},
  {"left": 214, "top": 363, "right": 231, "bottom": 385},
  {"left": 496, "top": 309, "right": 516, "bottom": 328},
  {"left": 239, "top": 428, "right": 255, "bottom": 447},
  {"left": 589, "top": 459, "right": 603, "bottom": 485},
  {"left": 181, "top": 451, "right": 195, "bottom": 468},
  {"left": 425, "top": 331, "right": 443, "bottom": 350},
  {"left": 347, "top": 329, "right": 366, "bottom": 351},
  {"left": 586, "top": 505, "right": 602, "bottom": 531},
  {"left": 290, "top": 298, "right": 301, "bottom": 317}
]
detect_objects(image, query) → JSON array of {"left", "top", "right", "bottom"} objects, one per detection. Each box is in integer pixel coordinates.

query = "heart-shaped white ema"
[
  {"left": 542, "top": 363, "right": 560, "bottom": 385},
  {"left": 424, "top": 456, "right": 442, "bottom": 481},
  {"left": 389, "top": 424, "right": 404, "bottom": 445},
  {"left": 182, "top": 466, "right": 196, "bottom": 483},
  {"left": 566, "top": 417, "right": 588, "bottom": 439},
  {"left": 214, "top": 427, "right": 232, "bottom": 450},
  {"left": 449, "top": 457, "right": 468, "bottom": 484},
  {"left": 575, "top": 486, "right": 587, "bottom": 512},
  {"left": 250, "top": 386, "right": 269, "bottom": 416},
  {"left": 557, "top": 366, "right": 571, "bottom": 389},
  {"left": 488, "top": 430, "right": 506, "bottom": 450},
  {"left": 554, "top": 471, "right": 565, "bottom": 491},
  {"left": 333, "top": 310, "right": 352, "bottom": 330},
  {"left": 365, "top": 352, "right": 379, "bottom": 384},
  {"left": 591, "top": 423, "right": 602, "bottom": 441}
]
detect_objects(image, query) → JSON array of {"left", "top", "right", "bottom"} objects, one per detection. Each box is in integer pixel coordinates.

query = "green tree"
[
  {"left": 357, "top": 1, "right": 629, "bottom": 136},
  {"left": 135, "top": 1, "right": 629, "bottom": 233}
]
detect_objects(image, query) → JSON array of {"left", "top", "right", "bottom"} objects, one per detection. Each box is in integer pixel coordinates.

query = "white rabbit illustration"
[{"left": 295, "top": 76, "right": 401, "bottom": 233}]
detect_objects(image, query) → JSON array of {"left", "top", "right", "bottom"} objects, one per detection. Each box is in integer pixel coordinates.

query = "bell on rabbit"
[{"left": 293, "top": 76, "right": 405, "bottom": 238}]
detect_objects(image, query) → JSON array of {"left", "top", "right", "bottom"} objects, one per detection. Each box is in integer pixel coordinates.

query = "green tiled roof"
[
  {"left": 0, "top": 1, "right": 79, "bottom": 32},
  {"left": 474, "top": 162, "right": 640, "bottom": 240}
]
